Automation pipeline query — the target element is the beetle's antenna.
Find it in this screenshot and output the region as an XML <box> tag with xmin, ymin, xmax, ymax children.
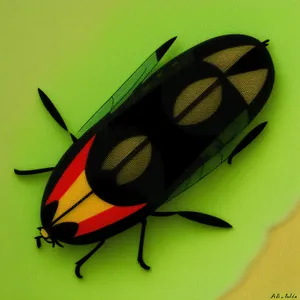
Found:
<box><xmin>35</xmin><ymin>236</ymin><xmax>42</xmax><ymax>248</ymax></box>
<box><xmin>38</xmin><ymin>88</ymin><xmax>77</xmax><ymax>143</ymax></box>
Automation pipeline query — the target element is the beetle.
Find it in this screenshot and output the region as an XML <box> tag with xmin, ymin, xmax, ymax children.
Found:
<box><xmin>14</xmin><ymin>34</ymin><xmax>275</xmax><ymax>278</ymax></box>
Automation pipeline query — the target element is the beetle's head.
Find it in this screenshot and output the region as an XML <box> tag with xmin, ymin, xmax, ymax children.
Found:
<box><xmin>35</xmin><ymin>226</ymin><xmax>63</xmax><ymax>248</ymax></box>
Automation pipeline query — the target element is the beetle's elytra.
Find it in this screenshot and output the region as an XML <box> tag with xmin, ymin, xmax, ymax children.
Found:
<box><xmin>15</xmin><ymin>34</ymin><xmax>275</xmax><ymax>278</ymax></box>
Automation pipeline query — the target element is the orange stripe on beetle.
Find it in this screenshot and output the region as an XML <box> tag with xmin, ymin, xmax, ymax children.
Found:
<box><xmin>46</xmin><ymin>136</ymin><xmax>96</xmax><ymax>205</ymax></box>
<box><xmin>76</xmin><ymin>203</ymin><xmax>147</xmax><ymax>237</ymax></box>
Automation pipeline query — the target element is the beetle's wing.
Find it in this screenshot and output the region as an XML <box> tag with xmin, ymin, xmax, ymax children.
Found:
<box><xmin>169</xmin><ymin>110</ymin><xmax>250</xmax><ymax>200</ymax></box>
<box><xmin>77</xmin><ymin>37</ymin><xmax>177</xmax><ymax>137</ymax></box>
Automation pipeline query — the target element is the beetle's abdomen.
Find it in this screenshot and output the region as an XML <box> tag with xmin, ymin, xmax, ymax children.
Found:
<box><xmin>109</xmin><ymin>35</ymin><xmax>274</xmax><ymax>197</ymax></box>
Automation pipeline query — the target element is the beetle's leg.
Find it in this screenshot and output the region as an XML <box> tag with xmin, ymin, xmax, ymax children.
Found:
<box><xmin>75</xmin><ymin>240</ymin><xmax>105</xmax><ymax>279</ymax></box>
<box><xmin>152</xmin><ymin>211</ymin><xmax>232</xmax><ymax>228</ymax></box>
<box><xmin>262</xmin><ymin>39</ymin><xmax>270</xmax><ymax>46</ymax></box>
<box><xmin>38</xmin><ymin>88</ymin><xmax>77</xmax><ymax>143</ymax></box>
<box><xmin>228</xmin><ymin>121</ymin><xmax>267</xmax><ymax>165</ymax></box>
<box><xmin>35</xmin><ymin>236</ymin><xmax>42</xmax><ymax>248</ymax></box>
<box><xmin>14</xmin><ymin>167</ymin><xmax>54</xmax><ymax>175</ymax></box>
<box><xmin>14</xmin><ymin>89</ymin><xmax>76</xmax><ymax>175</ymax></box>
<box><xmin>137</xmin><ymin>219</ymin><xmax>150</xmax><ymax>270</ymax></box>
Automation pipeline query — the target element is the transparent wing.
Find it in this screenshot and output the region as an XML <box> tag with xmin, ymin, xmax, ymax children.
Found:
<box><xmin>169</xmin><ymin>152</ymin><xmax>223</xmax><ymax>201</ymax></box>
<box><xmin>77</xmin><ymin>37</ymin><xmax>177</xmax><ymax>137</ymax></box>
<box><xmin>168</xmin><ymin>110</ymin><xmax>250</xmax><ymax>201</ymax></box>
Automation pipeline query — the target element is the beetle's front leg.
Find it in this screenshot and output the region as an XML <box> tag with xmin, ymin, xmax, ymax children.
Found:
<box><xmin>75</xmin><ymin>240</ymin><xmax>105</xmax><ymax>278</ymax></box>
<box><xmin>14</xmin><ymin>167</ymin><xmax>54</xmax><ymax>175</ymax></box>
<box><xmin>137</xmin><ymin>219</ymin><xmax>150</xmax><ymax>270</ymax></box>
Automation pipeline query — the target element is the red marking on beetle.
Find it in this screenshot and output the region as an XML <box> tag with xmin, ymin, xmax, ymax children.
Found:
<box><xmin>46</xmin><ymin>136</ymin><xmax>96</xmax><ymax>205</ymax></box>
<box><xmin>75</xmin><ymin>203</ymin><xmax>147</xmax><ymax>237</ymax></box>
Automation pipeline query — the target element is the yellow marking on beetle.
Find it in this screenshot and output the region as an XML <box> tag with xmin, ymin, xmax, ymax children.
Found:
<box><xmin>204</xmin><ymin>45</ymin><xmax>255</xmax><ymax>72</ymax></box>
<box><xmin>173</xmin><ymin>77</ymin><xmax>217</xmax><ymax>118</ymax></box>
<box><xmin>40</xmin><ymin>228</ymin><xmax>49</xmax><ymax>239</ymax></box>
<box><xmin>53</xmin><ymin>171</ymin><xmax>92</xmax><ymax>221</ymax></box>
<box><xmin>227</xmin><ymin>69</ymin><xmax>268</xmax><ymax>104</ymax></box>
<box><xmin>52</xmin><ymin>170</ymin><xmax>113</xmax><ymax>224</ymax></box>
<box><xmin>55</xmin><ymin>192</ymin><xmax>113</xmax><ymax>225</ymax></box>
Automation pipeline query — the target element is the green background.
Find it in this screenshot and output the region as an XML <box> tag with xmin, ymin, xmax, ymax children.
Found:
<box><xmin>1</xmin><ymin>1</ymin><xmax>300</xmax><ymax>299</ymax></box>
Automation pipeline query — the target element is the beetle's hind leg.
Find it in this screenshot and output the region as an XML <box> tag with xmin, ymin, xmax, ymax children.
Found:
<box><xmin>137</xmin><ymin>219</ymin><xmax>150</xmax><ymax>270</ymax></box>
<box><xmin>152</xmin><ymin>211</ymin><xmax>232</xmax><ymax>228</ymax></box>
<box><xmin>75</xmin><ymin>240</ymin><xmax>105</xmax><ymax>279</ymax></box>
<box><xmin>228</xmin><ymin>121</ymin><xmax>267</xmax><ymax>164</ymax></box>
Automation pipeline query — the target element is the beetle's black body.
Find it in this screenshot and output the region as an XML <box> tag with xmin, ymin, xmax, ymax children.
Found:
<box><xmin>15</xmin><ymin>34</ymin><xmax>275</xmax><ymax>278</ymax></box>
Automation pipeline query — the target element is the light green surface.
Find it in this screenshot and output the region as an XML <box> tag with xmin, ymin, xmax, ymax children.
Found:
<box><xmin>1</xmin><ymin>1</ymin><xmax>300</xmax><ymax>299</ymax></box>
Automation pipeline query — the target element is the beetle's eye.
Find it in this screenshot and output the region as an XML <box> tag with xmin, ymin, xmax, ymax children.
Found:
<box><xmin>102</xmin><ymin>135</ymin><xmax>152</xmax><ymax>185</ymax></box>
